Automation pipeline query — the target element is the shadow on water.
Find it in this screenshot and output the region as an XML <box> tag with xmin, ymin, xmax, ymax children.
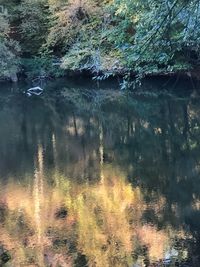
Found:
<box><xmin>0</xmin><ymin>78</ymin><xmax>200</xmax><ymax>266</ymax></box>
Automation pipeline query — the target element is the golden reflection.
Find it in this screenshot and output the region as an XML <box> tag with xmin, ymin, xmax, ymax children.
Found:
<box><xmin>33</xmin><ymin>145</ymin><xmax>45</xmax><ymax>266</ymax></box>
<box><xmin>73</xmin><ymin>168</ymin><xmax>139</xmax><ymax>267</ymax></box>
<box><xmin>137</xmin><ymin>225</ymin><xmax>169</xmax><ymax>261</ymax></box>
<box><xmin>0</xmin><ymin>146</ymin><xmax>189</xmax><ymax>266</ymax></box>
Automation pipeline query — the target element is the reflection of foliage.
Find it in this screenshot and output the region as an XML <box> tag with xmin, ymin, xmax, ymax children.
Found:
<box><xmin>0</xmin><ymin>87</ymin><xmax>200</xmax><ymax>265</ymax></box>
<box><xmin>72</xmin><ymin>167</ymin><xmax>137</xmax><ymax>267</ymax></box>
<box><xmin>62</xmin><ymin>88</ymin><xmax>127</xmax><ymax>111</ymax></box>
<box><xmin>0</xmin><ymin>166</ymin><xmax>179</xmax><ymax>267</ymax></box>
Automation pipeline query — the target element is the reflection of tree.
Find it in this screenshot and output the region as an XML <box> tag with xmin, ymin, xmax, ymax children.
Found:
<box><xmin>0</xmin><ymin>87</ymin><xmax>200</xmax><ymax>265</ymax></box>
<box><xmin>34</xmin><ymin>145</ymin><xmax>45</xmax><ymax>266</ymax></box>
<box><xmin>103</xmin><ymin>94</ymin><xmax>200</xmax><ymax>265</ymax></box>
<box><xmin>99</xmin><ymin>121</ymin><xmax>104</xmax><ymax>184</ymax></box>
<box><xmin>0</xmin><ymin>162</ymin><xmax>190</xmax><ymax>266</ymax></box>
<box><xmin>74</xmin><ymin>168</ymin><xmax>136</xmax><ymax>267</ymax></box>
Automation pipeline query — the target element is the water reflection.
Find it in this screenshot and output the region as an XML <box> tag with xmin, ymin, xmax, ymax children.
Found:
<box><xmin>0</xmin><ymin>82</ymin><xmax>200</xmax><ymax>266</ymax></box>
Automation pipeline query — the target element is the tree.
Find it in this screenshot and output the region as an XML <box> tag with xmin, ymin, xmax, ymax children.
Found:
<box><xmin>107</xmin><ymin>0</ymin><xmax>200</xmax><ymax>77</ymax></box>
<box><xmin>0</xmin><ymin>13</ymin><xmax>20</xmax><ymax>81</ymax></box>
<box><xmin>18</xmin><ymin>0</ymin><xmax>49</xmax><ymax>56</ymax></box>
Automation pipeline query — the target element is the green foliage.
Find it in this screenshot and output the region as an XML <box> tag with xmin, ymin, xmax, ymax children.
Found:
<box><xmin>22</xmin><ymin>56</ymin><xmax>65</xmax><ymax>79</ymax></box>
<box><xmin>108</xmin><ymin>0</ymin><xmax>200</xmax><ymax>76</ymax></box>
<box><xmin>0</xmin><ymin>14</ymin><xmax>20</xmax><ymax>80</ymax></box>
<box><xmin>18</xmin><ymin>0</ymin><xmax>49</xmax><ymax>55</ymax></box>
<box><xmin>1</xmin><ymin>0</ymin><xmax>200</xmax><ymax>81</ymax></box>
<box><xmin>47</xmin><ymin>0</ymin><xmax>106</xmax><ymax>71</ymax></box>
<box><xmin>0</xmin><ymin>39</ymin><xmax>21</xmax><ymax>80</ymax></box>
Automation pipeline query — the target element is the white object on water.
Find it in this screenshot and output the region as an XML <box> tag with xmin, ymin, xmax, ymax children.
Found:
<box><xmin>27</xmin><ymin>92</ymin><xmax>32</xmax><ymax>97</ymax></box>
<box><xmin>27</xmin><ymin>86</ymin><xmax>43</xmax><ymax>96</ymax></box>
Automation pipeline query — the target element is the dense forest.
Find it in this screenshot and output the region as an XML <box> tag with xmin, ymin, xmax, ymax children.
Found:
<box><xmin>0</xmin><ymin>0</ymin><xmax>200</xmax><ymax>82</ymax></box>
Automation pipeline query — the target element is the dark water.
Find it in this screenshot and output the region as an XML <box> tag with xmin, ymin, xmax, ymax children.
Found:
<box><xmin>0</xmin><ymin>78</ymin><xmax>200</xmax><ymax>267</ymax></box>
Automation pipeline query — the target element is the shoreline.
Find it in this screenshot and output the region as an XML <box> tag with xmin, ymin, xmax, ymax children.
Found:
<box><xmin>1</xmin><ymin>67</ymin><xmax>200</xmax><ymax>84</ymax></box>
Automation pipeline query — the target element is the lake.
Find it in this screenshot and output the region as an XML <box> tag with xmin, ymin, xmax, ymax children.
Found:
<box><xmin>0</xmin><ymin>77</ymin><xmax>200</xmax><ymax>267</ymax></box>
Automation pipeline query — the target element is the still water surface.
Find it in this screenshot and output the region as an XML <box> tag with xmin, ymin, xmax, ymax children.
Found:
<box><xmin>0</xmin><ymin>78</ymin><xmax>200</xmax><ymax>267</ymax></box>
